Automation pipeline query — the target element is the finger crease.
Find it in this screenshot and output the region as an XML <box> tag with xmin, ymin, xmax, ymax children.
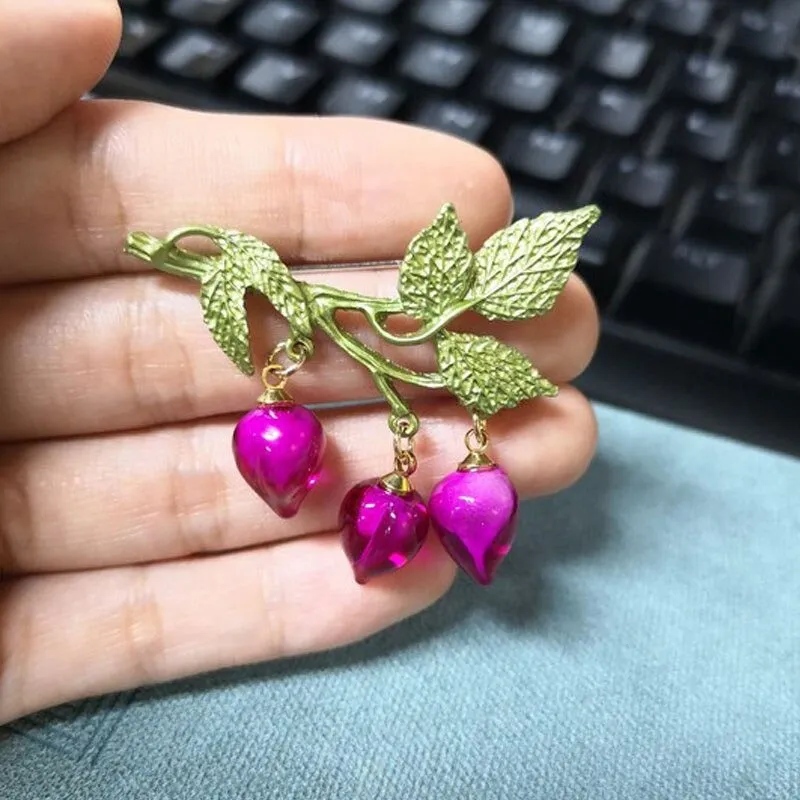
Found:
<box><xmin>64</xmin><ymin>111</ymin><xmax>102</xmax><ymax>276</ymax></box>
<box><xmin>279</xmin><ymin>127</ymin><xmax>307</xmax><ymax>261</ymax></box>
<box><xmin>0</xmin><ymin>452</ymin><xmax>37</xmax><ymax>575</ymax></box>
<box><xmin>167</xmin><ymin>427</ymin><xmax>232</xmax><ymax>556</ymax></box>
<box><xmin>67</xmin><ymin>107</ymin><xmax>129</xmax><ymax>277</ymax></box>
<box><xmin>119</xmin><ymin>566</ymin><xmax>167</xmax><ymax>686</ymax></box>
<box><xmin>121</xmin><ymin>278</ymin><xmax>152</xmax><ymax>424</ymax></box>
<box><xmin>164</xmin><ymin>292</ymin><xmax>201</xmax><ymax>420</ymax></box>
<box><xmin>257</xmin><ymin>552</ymin><xmax>288</xmax><ymax>660</ymax></box>
<box><xmin>88</xmin><ymin>112</ymin><xmax>131</xmax><ymax>272</ymax></box>
<box><xmin>0</xmin><ymin>582</ymin><xmax>33</xmax><ymax>723</ymax></box>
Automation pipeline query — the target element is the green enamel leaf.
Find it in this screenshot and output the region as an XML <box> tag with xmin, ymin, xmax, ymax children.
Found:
<box><xmin>436</xmin><ymin>330</ymin><xmax>557</xmax><ymax>416</ymax></box>
<box><xmin>198</xmin><ymin>231</ymin><xmax>313</xmax><ymax>375</ymax></box>
<box><xmin>398</xmin><ymin>203</ymin><xmax>474</xmax><ymax>320</ymax></box>
<box><xmin>469</xmin><ymin>205</ymin><xmax>601</xmax><ymax>321</ymax></box>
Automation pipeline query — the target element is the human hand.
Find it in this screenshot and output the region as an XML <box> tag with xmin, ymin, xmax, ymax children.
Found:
<box><xmin>0</xmin><ymin>0</ymin><xmax>599</xmax><ymax>724</ymax></box>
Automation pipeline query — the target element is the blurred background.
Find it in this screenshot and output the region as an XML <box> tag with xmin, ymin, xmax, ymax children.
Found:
<box><xmin>102</xmin><ymin>0</ymin><xmax>800</xmax><ymax>454</ymax></box>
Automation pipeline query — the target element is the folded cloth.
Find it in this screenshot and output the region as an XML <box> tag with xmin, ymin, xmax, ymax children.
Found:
<box><xmin>2</xmin><ymin>403</ymin><xmax>799</xmax><ymax>800</ymax></box>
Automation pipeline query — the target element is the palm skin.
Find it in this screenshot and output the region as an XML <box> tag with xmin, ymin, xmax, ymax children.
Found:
<box><xmin>0</xmin><ymin>0</ymin><xmax>599</xmax><ymax>724</ymax></box>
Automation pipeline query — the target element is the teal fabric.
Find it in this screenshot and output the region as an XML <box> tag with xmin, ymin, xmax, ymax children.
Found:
<box><xmin>2</xmin><ymin>403</ymin><xmax>799</xmax><ymax>799</ymax></box>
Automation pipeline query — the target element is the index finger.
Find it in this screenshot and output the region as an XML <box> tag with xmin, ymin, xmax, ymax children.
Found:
<box><xmin>0</xmin><ymin>102</ymin><xmax>511</xmax><ymax>284</ymax></box>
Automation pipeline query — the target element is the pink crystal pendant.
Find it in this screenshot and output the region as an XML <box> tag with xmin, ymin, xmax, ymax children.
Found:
<box><xmin>339</xmin><ymin>472</ymin><xmax>429</xmax><ymax>584</ymax></box>
<box><xmin>233</xmin><ymin>399</ymin><xmax>326</xmax><ymax>519</ymax></box>
<box><xmin>429</xmin><ymin>454</ymin><xmax>519</xmax><ymax>586</ymax></box>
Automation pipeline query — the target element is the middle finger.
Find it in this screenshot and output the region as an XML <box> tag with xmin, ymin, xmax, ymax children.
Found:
<box><xmin>0</xmin><ymin>270</ymin><xmax>598</xmax><ymax>440</ymax></box>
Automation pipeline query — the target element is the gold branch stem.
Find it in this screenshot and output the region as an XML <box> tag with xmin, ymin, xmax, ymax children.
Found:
<box><xmin>125</xmin><ymin>201</ymin><xmax>600</xmax><ymax>423</ymax></box>
<box><xmin>310</xmin><ymin>307</ymin><xmax>444</xmax><ymax>392</ymax></box>
<box><xmin>125</xmin><ymin>231</ymin><xmax>209</xmax><ymax>280</ymax></box>
<box><xmin>305</xmin><ymin>285</ymin><xmax>473</xmax><ymax>347</ymax></box>
<box><xmin>124</xmin><ymin>232</ymin><xmax>446</xmax><ymax>415</ymax></box>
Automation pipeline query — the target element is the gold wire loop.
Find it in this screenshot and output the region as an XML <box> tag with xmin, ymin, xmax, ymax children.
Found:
<box><xmin>261</xmin><ymin>339</ymin><xmax>311</xmax><ymax>388</ymax></box>
<box><xmin>259</xmin><ymin>338</ymin><xmax>312</xmax><ymax>397</ymax></box>
<box><xmin>393</xmin><ymin>439</ymin><xmax>418</xmax><ymax>477</ymax></box>
<box><xmin>286</xmin><ymin>336</ymin><xmax>313</xmax><ymax>362</ymax></box>
<box><xmin>465</xmin><ymin>415</ymin><xmax>489</xmax><ymax>454</ymax></box>
<box><xmin>389</xmin><ymin>412</ymin><xmax>419</xmax><ymax>438</ymax></box>
<box><xmin>390</xmin><ymin>412</ymin><xmax>419</xmax><ymax>477</ymax></box>
<box><xmin>261</xmin><ymin>363</ymin><xmax>288</xmax><ymax>391</ymax></box>
<box><xmin>394</xmin><ymin>450</ymin><xmax>418</xmax><ymax>477</ymax></box>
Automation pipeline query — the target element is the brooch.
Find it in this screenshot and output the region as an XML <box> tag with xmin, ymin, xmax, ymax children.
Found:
<box><xmin>126</xmin><ymin>203</ymin><xmax>599</xmax><ymax>585</ymax></box>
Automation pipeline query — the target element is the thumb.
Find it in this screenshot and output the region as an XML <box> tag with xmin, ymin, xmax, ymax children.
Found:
<box><xmin>0</xmin><ymin>0</ymin><xmax>121</xmax><ymax>145</ymax></box>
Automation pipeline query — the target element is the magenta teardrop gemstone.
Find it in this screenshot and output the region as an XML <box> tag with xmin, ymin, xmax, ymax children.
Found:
<box><xmin>339</xmin><ymin>479</ymin><xmax>429</xmax><ymax>584</ymax></box>
<box><xmin>232</xmin><ymin>402</ymin><xmax>325</xmax><ymax>518</ymax></box>
<box><xmin>429</xmin><ymin>465</ymin><xmax>518</xmax><ymax>585</ymax></box>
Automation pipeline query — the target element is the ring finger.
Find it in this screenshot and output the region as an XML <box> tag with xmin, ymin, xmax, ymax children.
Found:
<box><xmin>0</xmin><ymin>387</ymin><xmax>597</xmax><ymax>574</ymax></box>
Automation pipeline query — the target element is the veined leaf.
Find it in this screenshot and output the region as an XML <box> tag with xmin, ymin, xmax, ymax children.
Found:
<box><xmin>220</xmin><ymin>232</ymin><xmax>313</xmax><ymax>339</ymax></box>
<box><xmin>199</xmin><ymin>253</ymin><xmax>253</xmax><ymax>375</ymax></box>
<box><xmin>469</xmin><ymin>206</ymin><xmax>600</xmax><ymax>321</ymax></box>
<box><xmin>398</xmin><ymin>203</ymin><xmax>474</xmax><ymax>320</ymax></box>
<box><xmin>199</xmin><ymin>231</ymin><xmax>313</xmax><ymax>375</ymax></box>
<box><xmin>436</xmin><ymin>331</ymin><xmax>557</xmax><ymax>417</ymax></box>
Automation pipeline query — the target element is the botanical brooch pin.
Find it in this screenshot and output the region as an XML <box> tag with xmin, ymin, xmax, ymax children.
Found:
<box><xmin>126</xmin><ymin>203</ymin><xmax>600</xmax><ymax>585</ymax></box>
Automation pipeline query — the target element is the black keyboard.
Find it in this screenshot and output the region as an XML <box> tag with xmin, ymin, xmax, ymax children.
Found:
<box><xmin>99</xmin><ymin>0</ymin><xmax>800</xmax><ymax>455</ymax></box>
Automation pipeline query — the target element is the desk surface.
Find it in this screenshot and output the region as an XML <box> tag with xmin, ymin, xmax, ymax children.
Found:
<box><xmin>2</xmin><ymin>404</ymin><xmax>799</xmax><ymax>800</ymax></box>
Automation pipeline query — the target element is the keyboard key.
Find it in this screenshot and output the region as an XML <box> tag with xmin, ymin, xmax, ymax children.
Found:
<box><xmin>239</xmin><ymin>0</ymin><xmax>319</xmax><ymax>45</ymax></box>
<box><xmin>579</xmin><ymin>212</ymin><xmax>621</xmax><ymax>269</ymax></box>
<box><xmin>581</xmin><ymin>86</ymin><xmax>648</xmax><ymax>136</ymax></box>
<box><xmin>492</xmin><ymin>5</ymin><xmax>570</xmax><ymax>57</ymax></box>
<box><xmin>734</xmin><ymin>8</ymin><xmax>800</xmax><ymax>61</ymax></box>
<box><xmin>337</xmin><ymin>0</ymin><xmax>402</xmax><ymax>13</ymax></box>
<box><xmin>642</xmin><ymin>238</ymin><xmax>751</xmax><ymax>305</ymax></box>
<box><xmin>158</xmin><ymin>31</ymin><xmax>240</xmax><ymax>80</ymax></box>
<box><xmin>484</xmin><ymin>61</ymin><xmax>562</xmax><ymax>113</ymax></box>
<box><xmin>511</xmin><ymin>187</ymin><xmax>563</xmax><ymax>221</ymax></box>
<box><xmin>118</xmin><ymin>14</ymin><xmax>168</xmax><ymax>59</ymax></box>
<box><xmin>317</xmin><ymin>16</ymin><xmax>395</xmax><ymax>66</ymax></box>
<box><xmin>697</xmin><ymin>185</ymin><xmax>776</xmax><ymax>236</ymax></box>
<box><xmin>318</xmin><ymin>74</ymin><xmax>404</xmax><ymax>116</ymax></box>
<box><xmin>765</xmin><ymin>270</ymin><xmax>800</xmax><ymax>329</ymax></box>
<box><xmin>501</xmin><ymin>127</ymin><xmax>583</xmax><ymax>181</ymax></box>
<box><xmin>603</xmin><ymin>156</ymin><xmax>676</xmax><ymax>208</ymax></box>
<box><xmin>399</xmin><ymin>38</ymin><xmax>478</xmax><ymax>89</ymax></box>
<box><xmin>567</xmin><ymin>0</ymin><xmax>626</xmax><ymax>14</ymax></box>
<box><xmin>673</xmin><ymin>110</ymin><xmax>739</xmax><ymax>162</ymax></box>
<box><xmin>755</xmin><ymin>268</ymin><xmax>800</xmax><ymax>371</ymax></box>
<box><xmin>98</xmin><ymin>64</ymin><xmax>230</xmax><ymax>106</ymax></box>
<box><xmin>762</xmin><ymin>130</ymin><xmax>800</xmax><ymax>187</ymax></box>
<box><xmin>412</xmin><ymin>99</ymin><xmax>492</xmax><ymax>142</ymax></box>
<box><xmin>674</xmin><ymin>55</ymin><xmax>738</xmax><ymax>104</ymax></box>
<box><xmin>413</xmin><ymin>0</ymin><xmax>489</xmax><ymax>36</ymax></box>
<box><xmin>771</xmin><ymin>76</ymin><xmax>800</xmax><ymax>124</ymax></box>
<box><xmin>237</xmin><ymin>52</ymin><xmax>320</xmax><ymax>104</ymax></box>
<box><xmin>166</xmin><ymin>0</ymin><xmax>243</xmax><ymax>24</ymax></box>
<box><xmin>584</xmin><ymin>31</ymin><xmax>653</xmax><ymax>81</ymax></box>
<box><xmin>649</xmin><ymin>0</ymin><xmax>712</xmax><ymax>36</ymax></box>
